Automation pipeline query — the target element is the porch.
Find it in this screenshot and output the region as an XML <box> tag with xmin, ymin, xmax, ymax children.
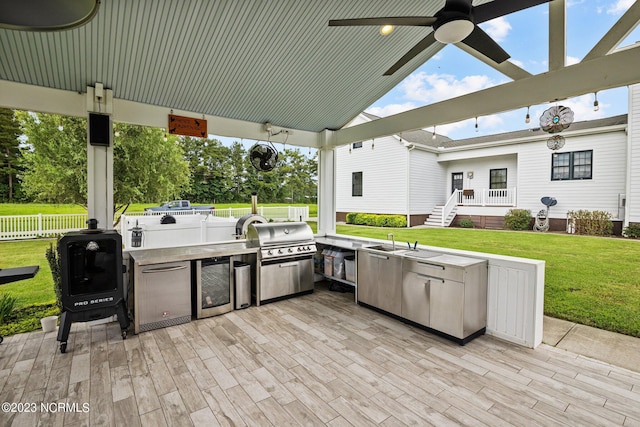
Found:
<box><xmin>455</xmin><ymin>188</ymin><xmax>517</xmax><ymax>207</ymax></box>
<box><xmin>2</xmin><ymin>284</ymin><xmax>639</xmax><ymax>426</ymax></box>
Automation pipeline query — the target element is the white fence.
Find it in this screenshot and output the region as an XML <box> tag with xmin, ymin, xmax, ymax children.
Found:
<box><xmin>0</xmin><ymin>214</ymin><xmax>88</xmax><ymax>240</ymax></box>
<box><xmin>0</xmin><ymin>206</ymin><xmax>310</xmax><ymax>240</ymax></box>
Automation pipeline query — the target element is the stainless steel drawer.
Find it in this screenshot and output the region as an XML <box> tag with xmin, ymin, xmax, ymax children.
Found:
<box><xmin>402</xmin><ymin>258</ymin><xmax>463</xmax><ymax>282</ymax></box>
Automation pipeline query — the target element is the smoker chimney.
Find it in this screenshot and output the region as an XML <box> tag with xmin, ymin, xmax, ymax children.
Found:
<box><xmin>251</xmin><ymin>192</ymin><xmax>258</xmax><ymax>215</ymax></box>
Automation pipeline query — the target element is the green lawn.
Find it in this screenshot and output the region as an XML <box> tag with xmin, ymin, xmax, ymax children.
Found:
<box><xmin>2</xmin><ymin>223</ymin><xmax>640</xmax><ymax>338</ymax></box>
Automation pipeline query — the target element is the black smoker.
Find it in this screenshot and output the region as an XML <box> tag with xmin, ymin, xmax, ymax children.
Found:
<box><xmin>57</xmin><ymin>220</ymin><xmax>129</xmax><ymax>353</ymax></box>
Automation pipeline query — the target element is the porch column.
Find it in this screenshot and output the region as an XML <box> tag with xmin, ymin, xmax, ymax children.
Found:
<box><xmin>86</xmin><ymin>84</ymin><xmax>114</xmax><ymax>229</ymax></box>
<box><xmin>317</xmin><ymin>129</ymin><xmax>336</xmax><ymax>235</ymax></box>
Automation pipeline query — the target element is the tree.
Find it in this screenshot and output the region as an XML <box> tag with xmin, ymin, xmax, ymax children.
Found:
<box><xmin>0</xmin><ymin>108</ymin><xmax>23</xmax><ymax>201</ymax></box>
<box><xmin>180</xmin><ymin>136</ymin><xmax>232</xmax><ymax>203</ymax></box>
<box><xmin>17</xmin><ymin>112</ymin><xmax>190</xmax><ymax>211</ymax></box>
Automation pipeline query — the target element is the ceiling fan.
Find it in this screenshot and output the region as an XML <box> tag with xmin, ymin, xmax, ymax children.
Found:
<box><xmin>329</xmin><ymin>0</ymin><xmax>553</xmax><ymax>76</ymax></box>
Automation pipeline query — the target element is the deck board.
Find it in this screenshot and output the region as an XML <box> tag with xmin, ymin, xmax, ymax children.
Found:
<box><xmin>2</xmin><ymin>283</ymin><xmax>640</xmax><ymax>426</ymax></box>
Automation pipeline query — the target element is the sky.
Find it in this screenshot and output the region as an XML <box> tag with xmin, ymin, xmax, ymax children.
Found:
<box><xmin>365</xmin><ymin>0</ymin><xmax>640</xmax><ymax>140</ymax></box>
<box><xmin>214</xmin><ymin>0</ymin><xmax>639</xmax><ymax>148</ymax></box>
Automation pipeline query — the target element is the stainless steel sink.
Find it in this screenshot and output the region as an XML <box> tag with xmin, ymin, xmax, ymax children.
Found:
<box><xmin>402</xmin><ymin>249</ymin><xmax>441</xmax><ymax>260</ymax></box>
<box><xmin>365</xmin><ymin>245</ymin><xmax>403</xmax><ymax>253</ymax></box>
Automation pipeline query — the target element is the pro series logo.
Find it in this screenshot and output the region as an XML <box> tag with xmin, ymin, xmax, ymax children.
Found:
<box><xmin>73</xmin><ymin>296</ymin><xmax>114</xmax><ymax>307</ymax></box>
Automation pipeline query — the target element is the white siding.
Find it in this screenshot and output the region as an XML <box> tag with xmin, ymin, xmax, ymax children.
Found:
<box><xmin>628</xmin><ymin>84</ymin><xmax>640</xmax><ymax>224</ymax></box>
<box><xmin>335</xmin><ymin>135</ymin><xmax>408</xmax><ymax>214</ymax></box>
<box><xmin>408</xmin><ymin>149</ymin><xmax>446</xmax><ymax>213</ymax></box>
<box><xmin>444</xmin><ymin>154</ymin><xmax>518</xmax><ymax>197</ymax></box>
<box><xmin>516</xmin><ymin>132</ymin><xmax>627</xmax><ymax>219</ymax></box>
<box><xmin>440</xmin><ymin>129</ymin><xmax>627</xmax><ymax>219</ymax></box>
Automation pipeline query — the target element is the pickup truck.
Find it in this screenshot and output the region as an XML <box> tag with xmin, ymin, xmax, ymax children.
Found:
<box><xmin>144</xmin><ymin>200</ymin><xmax>214</xmax><ymax>213</ymax></box>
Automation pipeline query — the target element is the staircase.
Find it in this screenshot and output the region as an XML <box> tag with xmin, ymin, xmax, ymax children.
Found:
<box><xmin>423</xmin><ymin>205</ymin><xmax>457</xmax><ymax>227</ymax></box>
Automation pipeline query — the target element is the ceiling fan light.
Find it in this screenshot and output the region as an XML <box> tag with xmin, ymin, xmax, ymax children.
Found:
<box><xmin>380</xmin><ymin>24</ymin><xmax>394</xmax><ymax>36</ymax></box>
<box><xmin>434</xmin><ymin>19</ymin><xmax>474</xmax><ymax>44</ymax></box>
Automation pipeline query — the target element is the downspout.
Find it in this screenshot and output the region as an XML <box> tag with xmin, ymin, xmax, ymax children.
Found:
<box><xmin>406</xmin><ymin>144</ymin><xmax>415</xmax><ymax>227</ymax></box>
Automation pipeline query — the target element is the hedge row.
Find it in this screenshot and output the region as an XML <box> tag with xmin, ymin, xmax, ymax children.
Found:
<box><xmin>345</xmin><ymin>213</ymin><xmax>407</xmax><ymax>228</ymax></box>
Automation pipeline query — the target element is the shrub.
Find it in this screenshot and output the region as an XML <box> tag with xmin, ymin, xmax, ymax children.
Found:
<box><xmin>624</xmin><ymin>224</ymin><xmax>640</xmax><ymax>239</ymax></box>
<box><xmin>567</xmin><ymin>210</ymin><xmax>613</xmax><ymax>236</ymax></box>
<box><xmin>345</xmin><ymin>212</ymin><xmax>407</xmax><ymax>227</ymax></box>
<box><xmin>504</xmin><ymin>209</ymin><xmax>532</xmax><ymax>231</ymax></box>
<box><xmin>459</xmin><ymin>218</ymin><xmax>474</xmax><ymax>228</ymax></box>
<box><xmin>45</xmin><ymin>239</ymin><xmax>63</xmax><ymax>311</ymax></box>
<box><xmin>0</xmin><ymin>293</ymin><xmax>18</xmax><ymax>323</ymax></box>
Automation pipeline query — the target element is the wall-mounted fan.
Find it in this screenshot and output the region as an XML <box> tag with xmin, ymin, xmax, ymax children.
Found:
<box><xmin>546</xmin><ymin>135</ymin><xmax>565</xmax><ymax>151</ymax></box>
<box><xmin>540</xmin><ymin>105</ymin><xmax>574</xmax><ymax>134</ymax></box>
<box><xmin>329</xmin><ymin>0</ymin><xmax>552</xmax><ymax>75</ymax></box>
<box><xmin>249</xmin><ymin>142</ymin><xmax>279</xmax><ymax>172</ymax></box>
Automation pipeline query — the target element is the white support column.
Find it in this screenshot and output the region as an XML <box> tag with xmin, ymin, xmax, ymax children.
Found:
<box><xmin>317</xmin><ymin>129</ymin><xmax>336</xmax><ymax>235</ymax></box>
<box><xmin>86</xmin><ymin>84</ymin><xmax>114</xmax><ymax>229</ymax></box>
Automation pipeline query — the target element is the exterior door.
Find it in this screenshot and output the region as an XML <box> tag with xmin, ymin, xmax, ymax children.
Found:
<box><xmin>451</xmin><ymin>172</ymin><xmax>463</xmax><ymax>193</ymax></box>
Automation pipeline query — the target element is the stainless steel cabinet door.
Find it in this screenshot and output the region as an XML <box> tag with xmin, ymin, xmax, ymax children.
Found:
<box><xmin>356</xmin><ymin>251</ymin><xmax>377</xmax><ymax>306</ymax></box>
<box><xmin>136</xmin><ymin>261</ymin><xmax>191</xmax><ymax>332</ymax></box>
<box><xmin>430</xmin><ymin>278</ymin><xmax>464</xmax><ymax>338</ymax></box>
<box><xmin>297</xmin><ymin>258</ymin><xmax>314</xmax><ymax>293</ymax></box>
<box><xmin>401</xmin><ymin>271</ymin><xmax>431</xmax><ymax>326</ymax></box>
<box><xmin>260</xmin><ymin>262</ymin><xmax>295</xmax><ymax>300</ymax></box>
<box><xmin>377</xmin><ymin>255</ymin><xmax>402</xmax><ymax>316</ymax></box>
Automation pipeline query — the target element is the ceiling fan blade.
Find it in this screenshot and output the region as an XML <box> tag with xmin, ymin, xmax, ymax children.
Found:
<box><xmin>328</xmin><ymin>17</ymin><xmax>437</xmax><ymax>27</ymax></box>
<box><xmin>473</xmin><ymin>0</ymin><xmax>553</xmax><ymax>24</ymax></box>
<box><xmin>384</xmin><ymin>32</ymin><xmax>437</xmax><ymax>76</ymax></box>
<box><xmin>460</xmin><ymin>25</ymin><xmax>510</xmax><ymax>63</ymax></box>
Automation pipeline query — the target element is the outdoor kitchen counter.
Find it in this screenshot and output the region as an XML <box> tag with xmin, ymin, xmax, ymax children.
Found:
<box><xmin>127</xmin><ymin>241</ymin><xmax>258</xmax><ymax>265</ymax></box>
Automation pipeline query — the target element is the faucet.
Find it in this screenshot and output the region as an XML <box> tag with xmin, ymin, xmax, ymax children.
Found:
<box><xmin>387</xmin><ymin>233</ymin><xmax>395</xmax><ymax>251</ymax></box>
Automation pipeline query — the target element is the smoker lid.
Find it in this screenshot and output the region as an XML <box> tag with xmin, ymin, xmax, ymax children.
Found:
<box><xmin>246</xmin><ymin>222</ymin><xmax>314</xmax><ymax>246</ymax></box>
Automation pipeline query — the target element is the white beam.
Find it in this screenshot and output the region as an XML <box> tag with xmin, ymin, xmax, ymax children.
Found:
<box><xmin>335</xmin><ymin>44</ymin><xmax>640</xmax><ymax>146</ymax></box>
<box><xmin>549</xmin><ymin>0</ymin><xmax>566</xmax><ymax>71</ymax></box>
<box><xmin>583</xmin><ymin>0</ymin><xmax>640</xmax><ymax>61</ymax></box>
<box><xmin>0</xmin><ymin>80</ymin><xmax>321</xmax><ymax>148</ymax></box>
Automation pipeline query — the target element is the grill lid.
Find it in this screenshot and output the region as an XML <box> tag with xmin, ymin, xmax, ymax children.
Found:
<box><xmin>246</xmin><ymin>222</ymin><xmax>313</xmax><ymax>247</ymax></box>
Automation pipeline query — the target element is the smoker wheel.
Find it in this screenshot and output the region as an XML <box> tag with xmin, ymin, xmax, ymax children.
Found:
<box><xmin>60</xmin><ymin>342</ymin><xmax>67</xmax><ymax>353</ymax></box>
<box><xmin>121</xmin><ymin>330</ymin><xmax>127</xmax><ymax>340</ymax></box>
<box><xmin>0</xmin><ymin>336</ymin><xmax>3</xmax><ymax>344</ymax></box>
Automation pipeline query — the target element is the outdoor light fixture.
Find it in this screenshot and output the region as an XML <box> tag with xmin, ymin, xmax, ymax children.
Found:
<box><xmin>525</xmin><ymin>106</ymin><xmax>531</xmax><ymax>124</ymax></box>
<box><xmin>379</xmin><ymin>24</ymin><xmax>394</xmax><ymax>35</ymax></box>
<box><xmin>434</xmin><ymin>19</ymin><xmax>474</xmax><ymax>44</ymax></box>
<box><xmin>593</xmin><ymin>92</ymin><xmax>600</xmax><ymax>111</ymax></box>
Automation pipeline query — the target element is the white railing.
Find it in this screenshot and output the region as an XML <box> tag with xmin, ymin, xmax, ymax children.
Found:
<box><xmin>0</xmin><ymin>214</ymin><xmax>88</xmax><ymax>240</ymax></box>
<box><xmin>456</xmin><ymin>187</ymin><xmax>517</xmax><ymax>206</ymax></box>
<box><xmin>0</xmin><ymin>206</ymin><xmax>310</xmax><ymax>241</ymax></box>
<box><xmin>441</xmin><ymin>190</ymin><xmax>460</xmax><ymax>227</ymax></box>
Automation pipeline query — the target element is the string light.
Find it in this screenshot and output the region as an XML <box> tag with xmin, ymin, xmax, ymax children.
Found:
<box><xmin>371</xmin><ymin>138</ymin><xmax>375</xmax><ymax>150</ymax></box>
<box><xmin>593</xmin><ymin>92</ymin><xmax>599</xmax><ymax>111</ymax></box>
<box><xmin>432</xmin><ymin>126</ymin><xmax>436</xmax><ymax>140</ymax></box>
<box><xmin>525</xmin><ymin>106</ymin><xmax>531</xmax><ymax>124</ymax></box>
<box><xmin>475</xmin><ymin>117</ymin><xmax>479</xmax><ymax>132</ymax></box>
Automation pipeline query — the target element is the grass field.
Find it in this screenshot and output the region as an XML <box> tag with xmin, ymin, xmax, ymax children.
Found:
<box><xmin>1</xmin><ymin>221</ymin><xmax>639</xmax><ymax>338</ymax></box>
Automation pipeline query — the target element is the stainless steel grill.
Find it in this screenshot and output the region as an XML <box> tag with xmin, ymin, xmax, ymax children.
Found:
<box><xmin>246</xmin><ymin>222</ymin><xmax>316</xmax><ymax>305</ymax></box>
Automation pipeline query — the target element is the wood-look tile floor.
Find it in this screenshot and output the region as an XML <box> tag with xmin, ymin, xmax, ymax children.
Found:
<box><xmin>2</xmin><ymin>283</ymin><xmax>640</xmax><ymax>426</ymax></box>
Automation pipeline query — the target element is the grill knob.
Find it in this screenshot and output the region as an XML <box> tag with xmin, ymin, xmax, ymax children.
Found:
<box><xmin>288</xmin><ymin>248</ymin><xmax>293</xmax><ymax>253</ymax></box>
<box><xmin>278</xmin><ymin>249</ymin><xmax>283</xmax><ymax>254</ymax></box>
<box><xmin>297</xmin><ymin>247</ymin><xmax>302</xmax><ymax>252</ymax></box>
<box><xmin>267</xmin><ymin>250</ymin><xmax>273</xmax><ymax>256</ymax></box>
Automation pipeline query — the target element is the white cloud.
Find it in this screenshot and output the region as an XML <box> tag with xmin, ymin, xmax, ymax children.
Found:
<box><xmin>608</xmin><ymin>0</ymin><xmax>634</xmax><ymax>15</ymax></box>
<box><xmin>400</xmin><ymin>72</ymin><xmax>502</xmax><ymax>104</ymax></box>
<box><xmin>566</xmin><ymin>56</ymin><xmax>581</xmax><ymax>65</ymax></box>
<box><xmin>479</xmin><ymin>17</ymin><xmax>512</xmax><ymax>42</ymax></box>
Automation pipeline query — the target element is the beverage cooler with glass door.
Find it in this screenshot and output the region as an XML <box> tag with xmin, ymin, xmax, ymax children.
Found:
<box><xmin>192</xmin><ymin>257</ymin><xmax>234</xmax><ymax>318</ymax></box>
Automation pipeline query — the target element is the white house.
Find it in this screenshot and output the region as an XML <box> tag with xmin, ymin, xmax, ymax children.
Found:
<box><xmin>336</xmin><ymin>86</ymin><xmax>640</xmax><ymax>234</ymax></box>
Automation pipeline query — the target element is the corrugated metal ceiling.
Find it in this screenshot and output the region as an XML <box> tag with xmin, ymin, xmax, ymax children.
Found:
<box><xmin>0</xmin><ymin>0</ymin><xmax>456</xmax><ymax>132</ymax></box>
